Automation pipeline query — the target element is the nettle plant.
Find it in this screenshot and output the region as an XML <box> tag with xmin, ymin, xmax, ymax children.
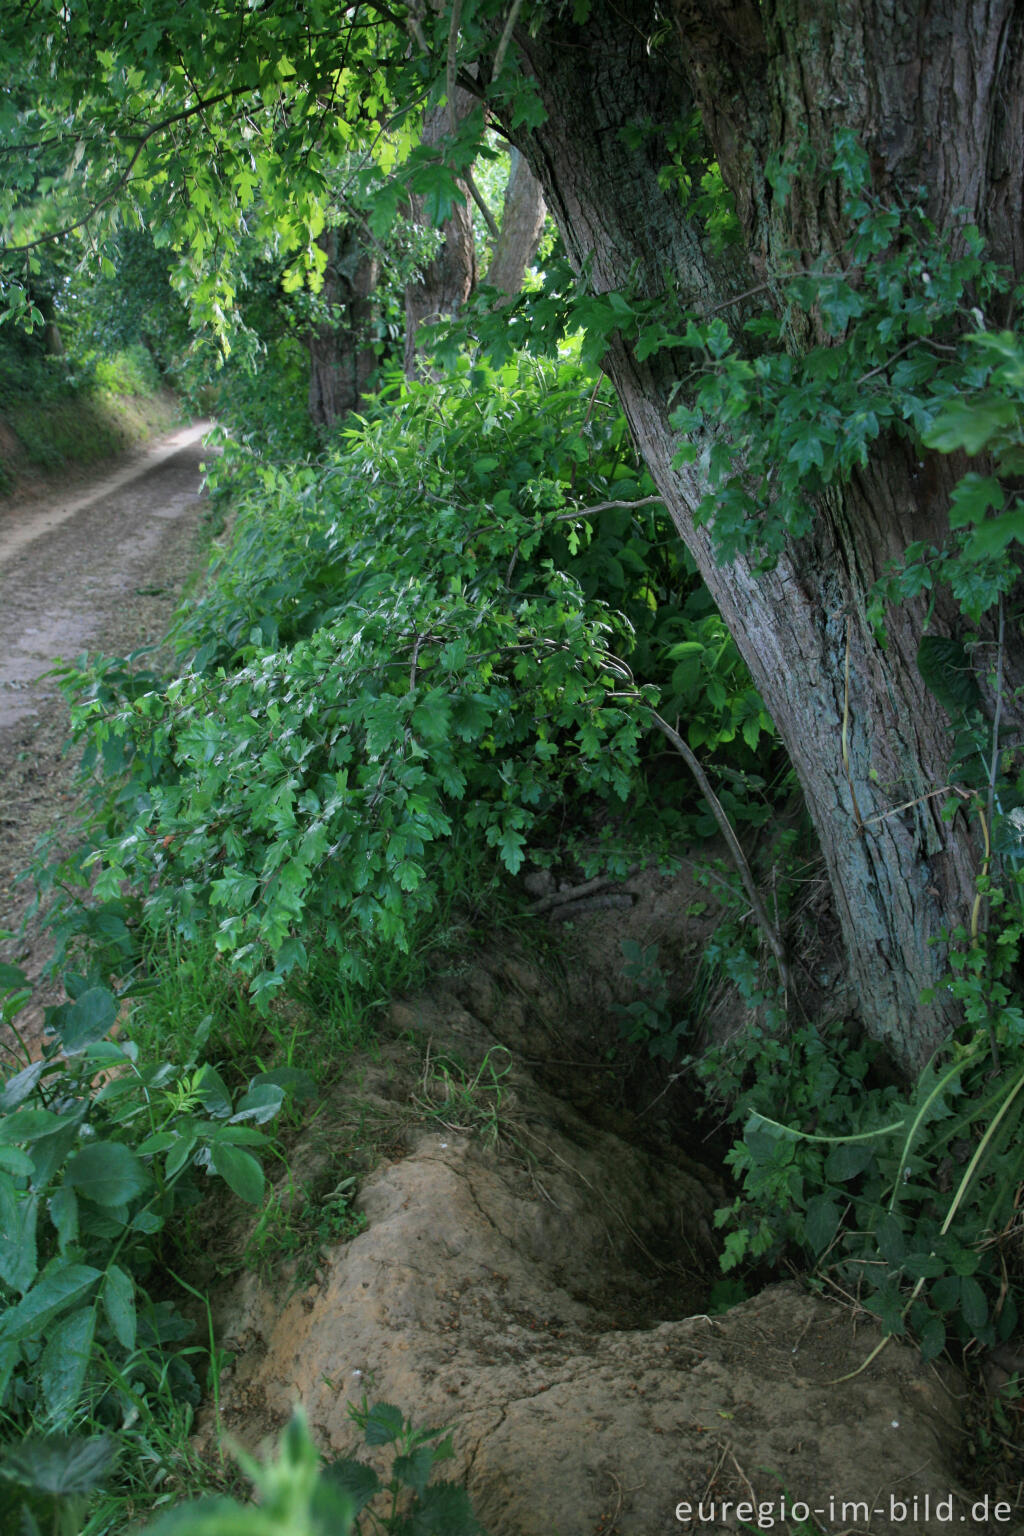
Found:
<box><xmin>0</xmin><ymin>956</ymin><xmax>306</xmax><ymax>1434</ymax></box>
<box><xmin>52</xmin><ymin>352</ymin><xmax>774</xmax><ymax>1008</ymax></box>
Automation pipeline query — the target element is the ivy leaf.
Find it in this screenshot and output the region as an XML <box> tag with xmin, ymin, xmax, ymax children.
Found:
<box><xmin>922</xmin><ymin>395</ymin><xmax>1019</xmax><ymax>455</ymax></box>
<box><xmin>947</xmin><ymin>472</ymin><xmax>1005</xmax><ymax>528</ymax></box>
<box><xmin>64</xmin><ymin>1142</ymin><xmax>150</xmax><ymax>1206</ymax></box>
<box><xmin>786</xmin><ymin>430</ymin><xmax>825</xmax><ymax>474</ymax></box>
<box><xmin>964</xmin><ymin>502</ymin><xmax>1024</xmax><ymax>559</ymax></box>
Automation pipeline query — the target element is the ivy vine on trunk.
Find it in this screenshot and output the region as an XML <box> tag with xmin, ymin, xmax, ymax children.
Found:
<box><xmin>489</xmin><ymin>0</ymin><xmax>1024</xmax><ymax>1071</ymax></box>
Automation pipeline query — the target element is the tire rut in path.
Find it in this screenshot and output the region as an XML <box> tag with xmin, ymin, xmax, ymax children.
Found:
<box><xmin>0</xmin><ymin>422</ymin><xmax>211</xmax><ymax>1007</ymax></box>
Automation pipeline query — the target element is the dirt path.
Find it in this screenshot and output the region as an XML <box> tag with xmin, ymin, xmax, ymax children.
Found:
<box><xmin>0</xmin><ymin>421</ymin><xmax>212</xmax><ymax>990</ymax></box>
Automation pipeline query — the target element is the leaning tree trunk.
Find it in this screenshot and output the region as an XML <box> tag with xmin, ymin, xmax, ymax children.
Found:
<box><xmin>404</xmin><ymin>95</ymin><xmax>478</xmax><ymax>377</ymax></box>
<box><xmin>485</xmin><ymin>149</ymin><xmax>546</xmax><ymax>296</ymax></box>
<box><xmin>307</xmin><ymin>226</ymin><xmax>379</xmax><ymax>428</ymax></box>
<box><xmin>494</xmin><ymin>0</ymin><xmax>1024</xmax><ymax>1072</ymax></box>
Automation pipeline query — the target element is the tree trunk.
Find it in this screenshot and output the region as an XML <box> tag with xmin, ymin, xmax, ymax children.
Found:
<box><xmin>403</xmin><ymin>97</ymin><xmax>477</xmax><ymax>378</ymax></box>
<box><xmin>485</xmin><ymin>150</ymin><xmax>546</xmax><ymax>296</ymax></box>
<box><xmin>496</xmin><ymin>0</ymin><xmax>1024</xmax><ymax>1072</ymax></box>
<box><xmin>307</xmin><ymin>227</ymin><xmax>379</xmax><ymax>428</ymax></box>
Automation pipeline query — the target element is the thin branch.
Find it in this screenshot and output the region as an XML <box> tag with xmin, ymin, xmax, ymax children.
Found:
<box><xmin>647</xmin><ymin>706</ymin><xmax>791</xmax><ymax>993</ymax></box>
<box><xmin>446</xmin><ymin>0</ymin><xmax>464</xmax><ymax>140</ymax></box>
<box><xmin>987</xmin><ymin>594</ymin><xmax>1005</xmax><ymax>838</ymax></box>
<box><xmin>465</xmin><ymin>166</ymin><xmax>500</xmax><ymax>240</ymax></box>
<box><xmin>491</xmin><ymin>0</ymin><xmax>525</xmax><ymax>82</ymax></box>
<box><xmin>842</xmin><ymin>616</ymin><xmax>866</xmax><ymax>834</ymax></box>
<box><xmin>859</xmin><ymin>784</ymin><xmax>956</xmax><ymax>828</ymax></box>
<box><xmin>553</xmin><ymin>493</ymin><xmax>666</xmax><ymax>523</ymax></box>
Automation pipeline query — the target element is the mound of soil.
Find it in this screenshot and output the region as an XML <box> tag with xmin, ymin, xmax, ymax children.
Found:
<box><xmin>204</xmin><ymin>922</ymin><xmax>979</xmax><ymax>1536</ymax></box>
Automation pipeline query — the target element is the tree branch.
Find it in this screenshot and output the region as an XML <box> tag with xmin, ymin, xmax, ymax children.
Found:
<box><xmin>1</xmin><ymin>88</ymin><xmax>251</xmax><ymax>255</ymax></box>
<box><xmin>465</xmin><ymin>166</ymin><xmax>500</xmax><ymax>240</ymax></box>
<box><xmin>646</xmin><ymin>705</ymin><xmax>790</xmax><ymax>993</ymax></box>
<box><xmin>491</xmin><ymin>0</ymin><xmax>525</xmax><ymax>83</ymax></box>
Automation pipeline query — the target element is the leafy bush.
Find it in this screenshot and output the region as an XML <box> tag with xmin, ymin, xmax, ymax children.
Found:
<box><xmin>695</xmin><ymin>869</ymin><xmax>1024</xmax><ymax>1363</ymax></box>
<box><xmin>136</xmin><ymin>1403</ymin><xmax>486</xmax><ymax>1536</ymax></box>
<box><xmin>0</xmin><ymin>956</ymin><xmax>305</xmax><ymax>1436</ymax></box>
<box><xmin>52</xmin><ymin>352</ymin><xmax>776</xmax><ymax>1008</ymax></box>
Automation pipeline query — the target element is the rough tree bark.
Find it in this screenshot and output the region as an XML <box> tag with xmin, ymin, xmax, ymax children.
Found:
<box><xmin>485</xmin><ymin>149</ymin><xmax>546</xmax><ymax>296</ymax></box>
<box><xmin>491</xmin><ymin>0</ymin><xmax>1024</xmax><ymax>1071</ymax></box>
<box><xmin>404</xmin><ymin>95</ymin><xmax>477</xmax><ymax>377</ymax></box>
<box><xmin>307</xmin><ymin>226</ymin><xmax>379</xmax><ymax>428</ymax></box>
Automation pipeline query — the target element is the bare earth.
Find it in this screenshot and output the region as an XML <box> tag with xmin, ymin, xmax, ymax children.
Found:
<box><xmin>0</xmin><ymin>426</ymin><xmax>1018</xmax><ymax>1533</ymax></box>
<box><xmin>0</xmin><ymin>422</ymin><xmax>211</xmax><ymax>986</ymax></box>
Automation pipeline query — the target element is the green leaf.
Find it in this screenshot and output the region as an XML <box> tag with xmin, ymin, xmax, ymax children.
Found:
<box><xmin>230</xmin><ymin>1083</ymin><xmax>285</xmax><ymax>1125</ymax></box>
<box><xmin>874</xmin><ymin>1213</ymin><xmax>907</xmax><ymax>1266</ymax></box>
<box><xmin>196</xmin><ymin>1065</ymin><xmax>233</xmax><ymax>1117</ymax></box>
<box><xmin>48</xmin><ymin>1184</ymin><xmax>79</xmax><ymax>1254</ymax></box>
<box><xmin>57</xmin><ymin>988</ymin><xmax>118</xmax><ymax>1054</ymax></box>
<box><xmin>0</xmin><ymin>1061</ymin><xmax>49</xmax><ymax>1112</ymax></box>
<box><xmin>30</xmin><ymin>1121</ymin><xmax>84</xmax><ymax>1191</ymax></box>
<box><xmin>64</xmin><ymin>1142</ymin><xmax>150</xmax><ymax>1206</ymax></box>
<box><xmin>0</xmin><ymin>1265</ymin><xmax>102</xmax><ymax>1345</ymax></box>
<box><xmin>960</xmin><ymin>1275</ymin><xmax>988</xmax><ymax>1333</ymax></box>
<box><xmin>393</xmin><ymin>1446</ymin><xmax>437</xmax><ymax>1498</ymax></box>
<box><xmin>321</xmin><ymin>1457</ymin><xmax>380</xmax><ymax>1514</ymax></box>
<box><xmin>823</xmin><ymin>1142</ymin><xmax>875</xmax><ymax>1182</ymax></box>
<box><xmin>965</xmin><ymin>502</ymin><xmax>1024</xmax><ymax>559</ymax></box>
<box><xmin>0</xmin><ymin>1176</ymin><xmax>37</xmax><ymax>1293</ymax></box>
<box><xmin>0</xmin><ymin>1433</ymin><xmax>115</xmax><ymax>1495</ymax></box>
<box><xmin>0</xmin><ymin>961</ymin><xmax>28</xmax><ymax>992</ymax></box>
<box><xmin>918</xmin><ymin>1312</ymin><xmax>946</xmax><ymax>1362</ymax></box>
<box><xmin>803</xmin><ymin>1195</ymin><xmax>840</xmax><ymax>1255</ymax></box>
<box><xmin>208</xmin><ymin>1142</ymin><xmax>265</xmax><ymax>1204</ymax></box>
<box><xmin>922</xmin><ymin>395</ymin><xmax>1019</xmax><ymax>455</ymax></box>
<box><xmin>408</xmin><ymin>1482</ymin><xmax>483</xmax><ymax>1536</ymax></box>
<box><xmin>916</xmin><ymin>635</ymin><xmax>983</xmax><ymax>717</ymax></box>
<box><xmin>0</xmin><ymin>1145</ymin><xmax>34</xmax><ymax>1177</ymax></box>
<box><xmin>1</xmin><ymin>1108</ymin><xmax>71</xmax><ymax>1144</ymax></box>
<box><xmin>41</xmin><ymin>1306</ymin><xmax>96</xmax><ymax>1425</ymax></box>
<box><xmin>102</xmin><ymin>1264</ymin><xmax>136</xmax><ymax>1351</ymax></box>
<box><xmin>250</xmin><ymin>1067</ymin><xmax>316</xmax><ymax>1102</ymax></box>
<box><xmin>362</xmin><ymin>1402</ymin><xmax>405</xmax><ymax>1446</ymax></box>
<box><xmin>947</xmin><ymin>473</ymin><xmax>1005</xmax><ymax>529</ymax></box>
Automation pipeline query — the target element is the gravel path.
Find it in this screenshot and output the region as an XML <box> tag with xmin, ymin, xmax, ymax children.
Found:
<box><xmin>0</xmin><ymin>422</ymin><xmax>212</xmax><ymax>1007</ymax></box>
